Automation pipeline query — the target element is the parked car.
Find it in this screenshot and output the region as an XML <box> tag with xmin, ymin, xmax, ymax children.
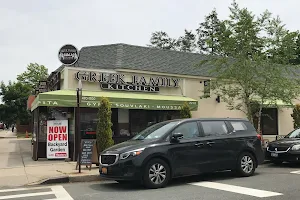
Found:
<box><xmin>99</xmin><ymin>118</ymin><xmax>264</xmax><ymax>189</ymax></box>
<box><xmin>0</xmin><ymin>122</ymin><xmax>4</xmax><ymax>130</ymax></box>
<box><xmin>266</xmin><ymin>128</ymin><xmax>300</xmax><ymax>164</ymax></box>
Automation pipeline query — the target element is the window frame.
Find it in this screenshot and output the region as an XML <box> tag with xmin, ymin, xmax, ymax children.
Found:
<box><xmin>198</xmin><ymin>120</ymin><xmax>231</xmax><ymax>137</ymax></box>
<box><xmin>228</xmin><ymin>121</ymin><xmax>248</xmax><ymax>132</ymax></box>
<box><xmin>170</xmin><ymin>121</ymin><xmax>202</xmax><ymax>140</ymax></box>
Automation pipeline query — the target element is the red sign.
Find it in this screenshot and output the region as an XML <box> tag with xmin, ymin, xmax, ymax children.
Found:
<box><xmin>47</xmin><ymin>120</ymin><xmax>69</xmax><ymax>159</ymax></box>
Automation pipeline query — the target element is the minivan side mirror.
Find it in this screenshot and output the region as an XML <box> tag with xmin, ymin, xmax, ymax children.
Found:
<box><xmin>171</xmin><ymin>132</ymin><xmax>184</xmax><ymax>142</ymax></box>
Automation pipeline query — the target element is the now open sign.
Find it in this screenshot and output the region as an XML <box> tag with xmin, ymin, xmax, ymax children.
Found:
<box><xmin>46</xmin><ymin>120</ymin><xmax>69</xmax><ymax>159</ymax></box>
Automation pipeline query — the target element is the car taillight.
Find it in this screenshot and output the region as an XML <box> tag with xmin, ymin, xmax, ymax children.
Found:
<box><xmin>256</xmin><ymin>134</ymin><xmax>262</xmax><ymax>140</ymax></box>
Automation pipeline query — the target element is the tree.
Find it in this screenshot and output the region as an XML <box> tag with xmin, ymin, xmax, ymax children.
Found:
<box><xmin>0</xmin><ymin>81</ymin><xmax>32</xmax><ymax>125</ymax></box>
<box><xmin>17</xmin><ymin>63</ymin><xmax>48</xmax><ymax>88</ymax></box>
<box><xmin>0</xmin><ymin>104</ymin><xmax>9</xmax><ymax>123</ymax></box>
<box><xmin>96</xmin><ymin>97</ymin><xmax>114</xmax><ymax>154</ymax></box>
<box><xmin>200</xmin><ymin>1</ymin><xmax>300</xmax><ymax>133</ymax></box>
<box><xmin>291</xmin><ymin>104</ymin><xmax>300</xmax><ymax>129</ymax></box>
<box><xmin>290</xmin><ymin>34</ymin><xmax>300</xmax><ymax>65</ymax></box>
<box><xmin>177</xmin><ymin>29</ymin><xmax>196</xmax><ymax>52</ymax></box>
<box><xmin>196</xmin><ymin>8</ymin><xmax>222</xmax><ymax>55</ymax></box>
<box><xmin>148</xmin><ymin>31</ymin><xmax>178</xmax><ymax>50</ymax></box>
<box><xmin>180</xmin><ymin>102</ymin><xmax>192</xmax><ymax>118</ymax></box>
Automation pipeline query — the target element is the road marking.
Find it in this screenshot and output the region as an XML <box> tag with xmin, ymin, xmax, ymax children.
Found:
<box><xmin>0</xmin><ymin>192</ymin><xmax>53</xmax><ymax>199</ymax></box>
<box><xmin>0</xmin><ymin>185</ymin><xmax>73</xmax><ymax>200</ymax></box>
<box><xmin>189</xmin><ymin>181</ymin><xmax>283</xmax><ymax>198</ymax></box>
<box><xmin>50</xmin><ymin>186</ymin><xmax>73</xmax><ymax>200</ymax></box>
<box><xmin>0</xmin><ymin>186</ymin><xmax>52</xmax><ymax>193</ymax></box>
<box><xmin>290</xmin><ymin>170</ymin><xmax>300</xmax><ymax>174</ymax></box>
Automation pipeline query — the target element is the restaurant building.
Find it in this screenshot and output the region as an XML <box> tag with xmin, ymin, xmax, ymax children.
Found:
<box><xmin>30</xmin><ymin>43</ymin><xmax>295</xmax><ymax>161</ymax></box>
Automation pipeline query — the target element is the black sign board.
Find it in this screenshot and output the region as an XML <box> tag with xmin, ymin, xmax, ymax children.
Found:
<box><xmin>80</xmin><ymin>139</ymin><xmax>95</xmax><ymax>164</ymax></box>
<box><xmin>100</xmin><ymin>83</ymin><xmax>159</xmax><ymax>92</ymax></box>
<box><xmin>58</xmin><ymin>44</ymin><xmax>79</xmax><ymax>65</ymax></box>
<box><xmin>76</xmin><ymin>139</ymin><xmax>98</xmax><ymax>171</ymax></box>
<box><xmin>35</xmin><ymin>81</ymin><xmax>48</xmax><ymax>95</ymax></box>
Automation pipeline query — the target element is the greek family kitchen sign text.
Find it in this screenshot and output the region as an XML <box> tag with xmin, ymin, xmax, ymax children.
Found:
<box><xmin>75</xmin><ymin>71</ymin><xmax>180</xmax><ymax>93</ymax></box>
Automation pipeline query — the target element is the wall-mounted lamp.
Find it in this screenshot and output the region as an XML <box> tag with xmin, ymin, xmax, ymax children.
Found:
<box><xmin>216</xmin><ymin>96</ymin><xmax>220</xmax><ymax>103</ymax></box>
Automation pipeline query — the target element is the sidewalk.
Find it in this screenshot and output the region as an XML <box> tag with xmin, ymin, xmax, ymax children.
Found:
<box><xmin>0</xmin><ymin>130</ymin><xmax>17</xmax><ymax>138</ymax></box>
<box><xmin>0</xmin><ymin>136</ymin><xmax>100</xmax><ymax>188</ymax></box>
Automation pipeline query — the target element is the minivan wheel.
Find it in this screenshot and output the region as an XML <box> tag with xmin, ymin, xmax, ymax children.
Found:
<box><xmin>142</xmin><ymin>158</ymin><xmax>170</xmax><ymax>189</ymax></box>
<box><xmin>236</xmin><ymin>152</ymin><xmax>256</xmax><ymax>177</ymax></box>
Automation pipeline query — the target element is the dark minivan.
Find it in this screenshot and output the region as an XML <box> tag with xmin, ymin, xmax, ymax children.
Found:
<box><xmin>99</xmin><ymin>118</ymin><xmax>264</xmax><ymax>189</ymax></box>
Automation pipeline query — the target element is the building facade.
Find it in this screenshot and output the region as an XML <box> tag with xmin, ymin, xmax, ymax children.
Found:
<box><xmin>30</xmin><ymin>43</ymin><xmax>295</xmax><ymax>161</ymax></box>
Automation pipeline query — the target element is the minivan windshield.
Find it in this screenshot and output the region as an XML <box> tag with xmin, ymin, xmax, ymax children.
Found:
<box><xmin>132</xmin><ymin>121</ymin><xmax>179</xmax><ymax>140</ymax></box>
<box><xmin>284</xmin><ymin>129</ymin><xmax>300</xmax><ymax>138</ymax></box>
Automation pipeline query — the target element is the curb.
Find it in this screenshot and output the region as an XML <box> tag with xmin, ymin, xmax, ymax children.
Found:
<box><xmin>27</xmin><ymin>176</ymin><xmax>70</xmax><ymax>186</ymax></box>
<box><xmin>0</xmin><ymin>135</ymin><xmax>17</xmax><ymax>139</ymax></box>
<box><xmin>31</xmin><ymin>174</ymin><xmax>102</xmax><ymax>186</ymax></box>
<box><xmin>40</xmin><ymin>176</ymin><xmax>70</xmax><ymax>185</ymax></box>
<box><xmin>69</xmin><ymin>174</ymin><xmax>102</xmax><ymax>183</ymax></box>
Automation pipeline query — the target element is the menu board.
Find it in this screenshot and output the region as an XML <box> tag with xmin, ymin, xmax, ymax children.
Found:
<box><xmin>80</xmin><ymin>139</ymin><xmax>96</xmax><ymax>165</ymax></box>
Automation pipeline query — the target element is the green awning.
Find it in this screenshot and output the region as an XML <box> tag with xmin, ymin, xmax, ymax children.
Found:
<box><xmin>31</xmin><ymin>90</ymin><xmax>198</xmax><ymax>111</ymax></box>
<box><xmin>251</xmin><ymin>98</ymin><xmax>293</xmax><ymax>107</ymax></box>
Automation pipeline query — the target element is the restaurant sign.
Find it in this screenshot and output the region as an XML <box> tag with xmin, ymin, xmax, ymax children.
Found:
<box><xmin>32</xmin><ymin>99</ymin><xmax>198</xmax><ymax>111</ymax></box>
<box><xmin>46</xmin><ymin>120</ymin><xmax>69</xmax><ymax>159</ymax></box>
<box><xmin>86</xmin><ymin>102</ymin><xmax>185</xmax><ymax>110</ymax></box>
<box><xmin>75</xmin><ymin>71</ymin><xmax>180</xmax><ymax>93</ymax></box>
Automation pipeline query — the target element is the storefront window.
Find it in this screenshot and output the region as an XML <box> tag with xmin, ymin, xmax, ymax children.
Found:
<box><xmin>203</xmin><ymin>80</ymin><xmax>211</xmax><ymax>97</ymax></box>
<box><xmin>261</xmin><ymin>108</ymin><xmax>278</xmax><ymax>135</ymax></box>
<box><xmin>130</xmin><ymin>110</ymin><xmax>181</xmax><ymax>136</ymax></box>
<box><xmin>80</xmin><ymin>110</ymin><xmax>97</xmax><ymax>139</ymax></box>
<box><xmin>79</xmin><ymin>108</ymin><xmax>118</xmax><ymax>139</ymax></box>
<box><xmin>254</xmin><ymin>108</ymin><xmax>278</xmax><ymax>135</ymax></box>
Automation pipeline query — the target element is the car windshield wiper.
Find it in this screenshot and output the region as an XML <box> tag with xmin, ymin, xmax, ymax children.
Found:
<box><xmin>133</xmin><ymin>136</ymin><xmax>145</xmax><ymax>140</ymax></box>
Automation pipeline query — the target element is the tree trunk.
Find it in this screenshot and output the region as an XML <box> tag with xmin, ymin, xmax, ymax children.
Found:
<box><xmin>257</xmin><ymin>104</ymin><xmax>263</xmax><ymax>135</ymax></box>
<box><xmin>245</xmin><ymin>99</ymin><xmax>253</xmax><ymax>124</ymax></box>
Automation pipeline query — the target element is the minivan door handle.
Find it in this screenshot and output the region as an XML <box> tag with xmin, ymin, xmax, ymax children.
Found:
<box><xmin>206</xmin><ymin>141</ymin><xmax>215</xmax><ymax>146</ymax></box>
<box><xmin>195</xmin><ymin>142</ymin><xmax>204</xmax><ymax>147</ymax></box>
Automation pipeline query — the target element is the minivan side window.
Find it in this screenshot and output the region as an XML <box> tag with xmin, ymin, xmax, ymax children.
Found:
<box><xmin>201</xmin><ymin>121</ymin><xmax>228</xmax><ymax>136</ymax></box>
<box><xmin>230</xmin><ymin>121</ymin><xmax>247</xmax><ymax>131</ymax></box>
<box><xmin>172</xmin><ymin>122</ymin><xmax>200</xmax><ymax>139</ymax></box>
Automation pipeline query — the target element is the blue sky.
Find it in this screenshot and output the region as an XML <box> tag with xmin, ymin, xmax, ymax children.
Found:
<box><xmin>1</xmin><ymin>0</ymin><xmax>299</xmax><ymax>84</ymax></box>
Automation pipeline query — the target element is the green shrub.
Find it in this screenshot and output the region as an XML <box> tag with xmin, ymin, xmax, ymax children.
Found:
<box><xmin>291</xmin><ymin>104</ymin><xmax>300</xmax><ymax>129</ymax></box>
<box><xmin>180</xmin><ymin>102</ymin><xmax>192</xmax><ymax>118</ymax></box>
<box><xmin>96</xmin><ymin>97</ymin><xmax>114</xmax><ymax>154</ymax></box>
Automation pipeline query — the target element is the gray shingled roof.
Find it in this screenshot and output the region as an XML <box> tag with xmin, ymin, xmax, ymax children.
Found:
<box><xmin>75</xmin><ymin>43</ymin><xmax>212</xmax><ymax>77</ymax></box>
<box><xmin>52</xmin><ymin>43</ymin><xmax>300</xmax><ymax>79</ymax></box>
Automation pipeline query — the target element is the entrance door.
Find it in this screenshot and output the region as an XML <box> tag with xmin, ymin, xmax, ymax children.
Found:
<box><xmin>168</xmin><ymin>121</ymin><xmax>205</xmax><ymax>177</ymax></box>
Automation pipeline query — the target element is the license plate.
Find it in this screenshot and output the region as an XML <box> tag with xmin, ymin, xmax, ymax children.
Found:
<box><xmin>271</xmin><ymin>153</ymin><xmax>278</xmax><ymax>157</ymax></box>
<box><xmin>101</xmin><ymin>167</ymin><xmax>107</xmax><ymax>174</ymax></box>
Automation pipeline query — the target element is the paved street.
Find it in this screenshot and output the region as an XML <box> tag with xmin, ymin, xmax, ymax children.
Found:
<box><xmin>1</xmin><ymin>162</ymin><xmax>300</xmax><ymax>200</ymax></box>
<box><xmin>0</xmin><ymin>185</ymin><xmax>72</xmax><ymax>200</ymax></box>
